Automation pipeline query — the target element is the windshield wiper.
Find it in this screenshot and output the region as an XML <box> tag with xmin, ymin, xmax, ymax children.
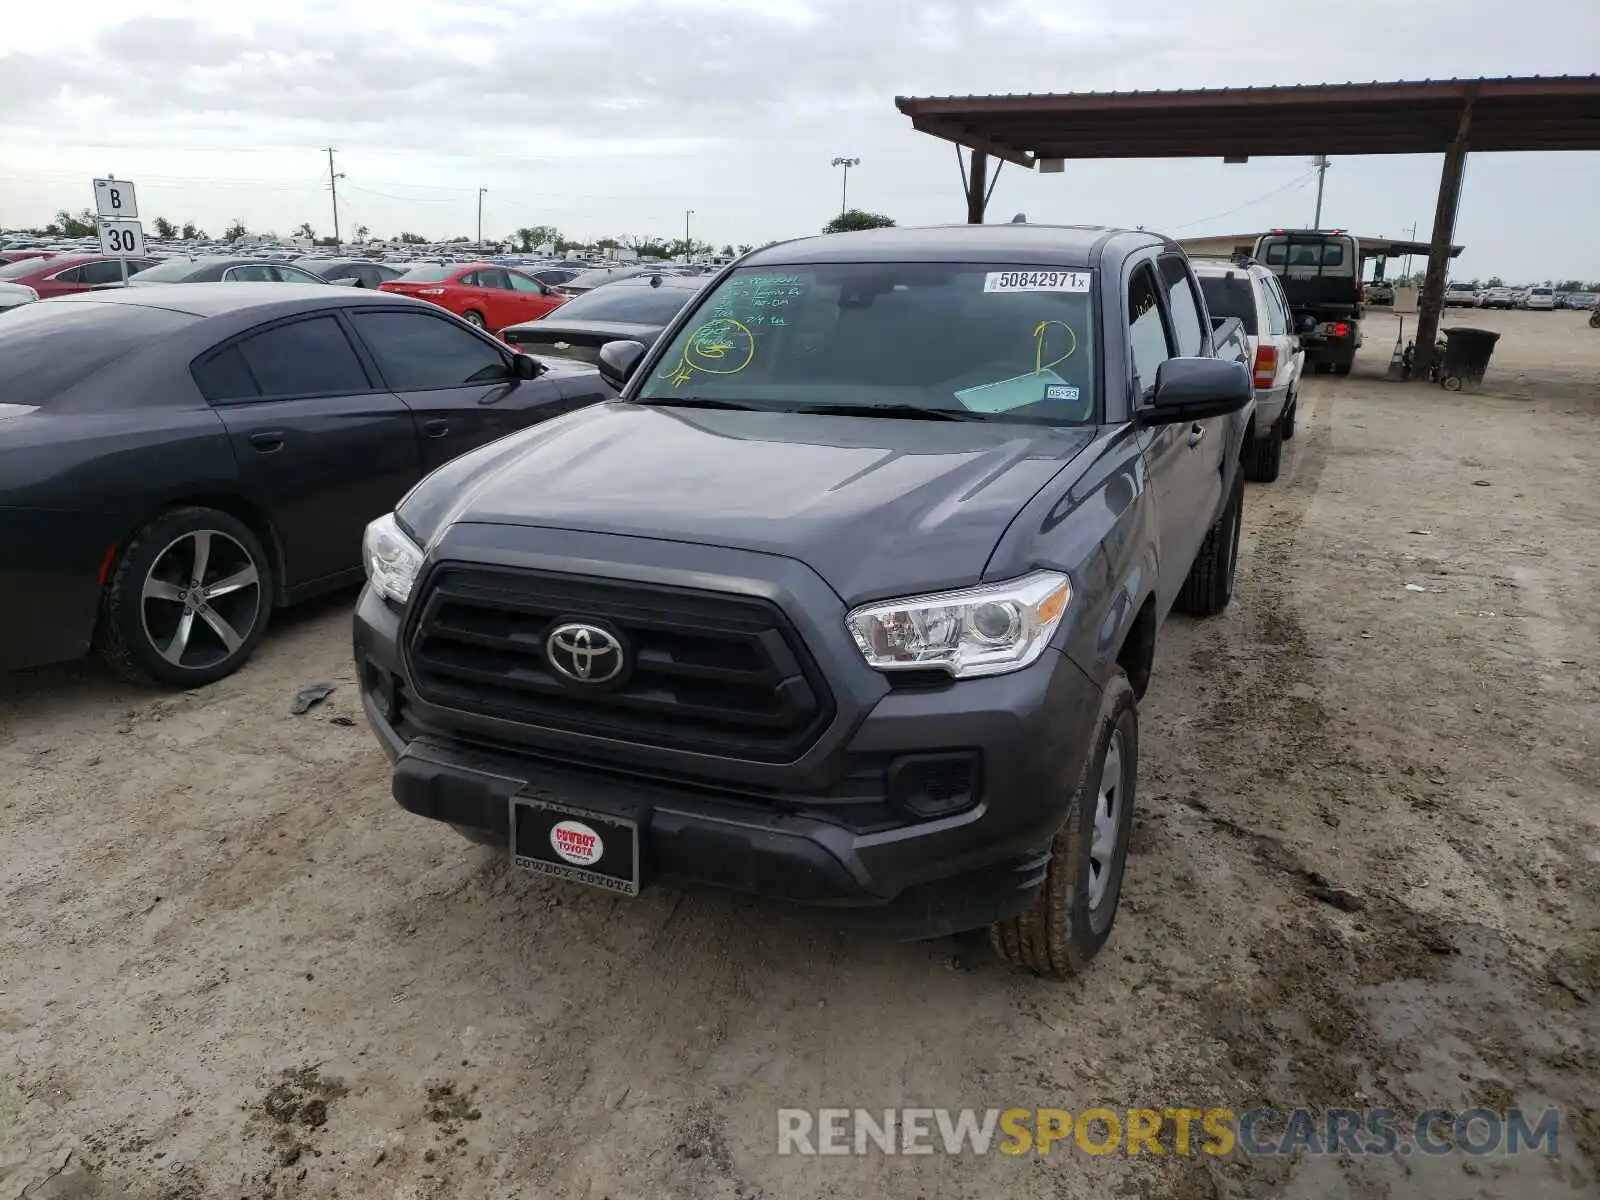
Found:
<box><xmin>791</xmin><ymin>402</ymin><xmax>982</xmax><ymax>422</ymax></box>
<box><xmin>631</xmin><ymin>396</ymin><xmax>766</xmax><ymax>411</ymax></box>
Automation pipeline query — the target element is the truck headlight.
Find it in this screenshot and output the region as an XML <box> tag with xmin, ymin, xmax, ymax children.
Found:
<box><xmin>362</xmin><ymin>512</ymin><xmax>423</xmax><ymax>604</ymax></box>
<box><xmin>846</xmin><ymin>571</ymin><xmax>1071</xmax><ymax>679</ymax></box>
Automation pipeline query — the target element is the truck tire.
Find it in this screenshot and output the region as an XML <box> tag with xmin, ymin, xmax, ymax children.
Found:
<box><xmin>989</xmin><ymin>667</ymin><xmax>1138</xmax><ymax>979</ymax></box>
<box><xmin>1175</xmin><ymin>476</ymin><xmax>1243</xmax><ymax>617</ymax></box>
<box><xmin>1242</xmin><ymin>418</ymin><xmax>1284</xmax><ymax>483</ymax></box>
<box><xmin>97</xmin><ymin>506</ymin><xmax>274</xmax><ymax>688</ymax></box>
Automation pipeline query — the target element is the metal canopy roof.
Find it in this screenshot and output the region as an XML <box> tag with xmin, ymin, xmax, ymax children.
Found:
<box><xmin>896</xmin><ymin>77</ymin><xmax>1600</xmax><ymax>165</ymax></box>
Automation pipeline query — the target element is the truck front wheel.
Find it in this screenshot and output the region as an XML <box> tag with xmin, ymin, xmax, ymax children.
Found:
<box><xmin>1174</xmin><ymin>476</ymin><xmax>1243</xmax><ymax>617</ymax></box>
<box><xmin>989</xmin><ymin>667</ymin><xmax>1138</xmax><ymax>979</ymax></box>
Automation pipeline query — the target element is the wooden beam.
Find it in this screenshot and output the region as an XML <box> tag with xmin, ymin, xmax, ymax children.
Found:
<box><xmin>966</xmin><ymin>151</ymin><xmax>989</xmax><ymax>224</ymax></box>
<box><xmin>909</xmin><ymin>118</ymin><xmax>1035</xmax><ymax>168</ymax></box>
<box><xmin>1412</xmin><ymin>89</ymin><xmax>1477</xmax><ymax>380</ymax></box>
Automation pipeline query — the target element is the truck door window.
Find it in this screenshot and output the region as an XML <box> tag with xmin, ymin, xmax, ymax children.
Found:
<box><xmin>1158</xmin><ymin>256</ymin><xmax>1205</xmax><ymax>358</ymax></box>
<box><xmin>1127</xmin><ymin>264</ymin><xmax>1172</xmax><ymax>397</ymax></box>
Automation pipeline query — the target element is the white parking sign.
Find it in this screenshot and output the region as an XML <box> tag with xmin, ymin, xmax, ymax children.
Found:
<box><xmin>99</xmin><ymin>220</ymin><xmax>146</xmax><ymax>258</ymax></box>
<box><xmin>93</xmin><ymin>178</ymin><xmax>139</xmax><ymax>220</ymax></box>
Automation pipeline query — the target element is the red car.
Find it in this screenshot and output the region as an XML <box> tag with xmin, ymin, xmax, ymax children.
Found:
<box><xmin>0</xmin><ymin>253</ymin><xmax>160</xmax><ymax>298</ymax></box>
<box><xmin>378</xmin><ymin>263</ymin><xmax>566</xmax><ymax>332</ymax></box>
<box><xmin>0</xmin><ymin>250</ymin><xmax>61</xmax><ymax>265</ymax></box>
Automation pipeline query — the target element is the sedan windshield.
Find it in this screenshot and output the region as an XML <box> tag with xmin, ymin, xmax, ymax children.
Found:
<box><xmin>635</xmin><ymin>263</ymin><xmax>1097</xmax><ymax>423</ymax></box>
<box><xmin>0</xmin><ymin>303</ymin><xmax>197</xmax><ymax>404</ymax></box>
<box><xmin>395</xmin><ymin>264</ymin><xmax>457</xmax><ymax>282</ymax></box>
<box><xmin>127</xmin><ymin>258</ymin><xmax>208</xmax><ymax>282</ymax></box>
<box><xmin>549</xmin><ymin>281</ymin><xmax>700</xmax><ymax>324</ymax></box>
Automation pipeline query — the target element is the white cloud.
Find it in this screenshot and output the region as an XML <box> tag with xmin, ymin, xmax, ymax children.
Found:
<box><xmin>1</xmin><ymin>0</ymin><xmax>1596</xmax><ymax>278</ymax></box>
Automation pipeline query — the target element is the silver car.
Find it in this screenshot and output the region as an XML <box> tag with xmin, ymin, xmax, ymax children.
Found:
<box><xmin>0</xmin><ymin>282</ymin><xmax>37</xmax><ymax>313</ymax></box>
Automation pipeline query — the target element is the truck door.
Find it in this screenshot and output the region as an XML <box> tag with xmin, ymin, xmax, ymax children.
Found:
<box><xmin>1128</xmin><ymin>262</ymin><xmax>1205</xmax><ymax>615</ymax></box>
<box><xmin>1158</xmin><ymin>252</ymin><xmax>1226</xmax><ymax>505</ymax></box>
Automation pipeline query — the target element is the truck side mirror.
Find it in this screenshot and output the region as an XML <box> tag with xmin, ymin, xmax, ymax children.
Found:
<box><xmin>1140</xmin><ymin>358</ymin><xmax>1252</xmax><ymax>425</ymax></box>
<box><xmin>598</xmin><ymin>339</ymin><xmax>647</xmax><ymax>388</ymax></box>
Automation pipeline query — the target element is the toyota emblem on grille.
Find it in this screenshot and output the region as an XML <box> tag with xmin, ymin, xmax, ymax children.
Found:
<box><xmin>546</xmin><ymin>622</ymin><xmax>625</xmax><ymax>683</ymax></box>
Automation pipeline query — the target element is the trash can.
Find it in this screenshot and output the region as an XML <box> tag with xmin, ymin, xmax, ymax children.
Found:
<box><xmin>1438</xmin><ymin>327</ymin><xmax>1501</xmax><ymax>392</ymax></box>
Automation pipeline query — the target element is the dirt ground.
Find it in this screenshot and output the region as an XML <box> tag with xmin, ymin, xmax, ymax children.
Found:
<box><xmin>3</xmin><ymin>309</ymin><xmax>1597</xmax><ymax>1200</ymax></box>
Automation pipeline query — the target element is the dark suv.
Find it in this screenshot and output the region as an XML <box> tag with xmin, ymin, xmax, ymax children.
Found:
<box><xmin>354</xmin><ymin>225</ymin><xmax>1253</xmax><ymax>977</ymax></box>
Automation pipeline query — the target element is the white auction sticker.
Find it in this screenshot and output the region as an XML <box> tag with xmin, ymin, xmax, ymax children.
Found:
<box><xmin>550</xmin><ymin>820</ymin><xmax>604</xmax><ymax>866</ymax></box>
<box><xmin>983</xmin><ymin>270</ymin><xmax>1091</xmax><ymax>293</ymax></box>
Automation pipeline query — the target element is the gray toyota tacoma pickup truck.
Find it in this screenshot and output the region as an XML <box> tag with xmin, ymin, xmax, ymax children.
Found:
<box><xmin>354</xmin><ymin>225</ymin><xmax>1253</xmax><ymax>978</ymax></box>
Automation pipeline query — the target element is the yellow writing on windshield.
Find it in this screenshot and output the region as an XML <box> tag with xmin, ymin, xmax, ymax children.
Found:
<box><xmin>1034</xmin><ymin>320</ymin><xmax>1077</xmax><ymax>374</ymax></box>
<box><xmin>659</xmin><ymin>317</ymin><xmax>757</xmax><ymax>387</ymax></box>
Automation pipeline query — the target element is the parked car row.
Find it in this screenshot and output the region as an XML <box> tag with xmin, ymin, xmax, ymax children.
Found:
<box><xmin>1445</xmin><ymin>283</ymin><xmax>1577</xmax><ymax>310</ymax></box>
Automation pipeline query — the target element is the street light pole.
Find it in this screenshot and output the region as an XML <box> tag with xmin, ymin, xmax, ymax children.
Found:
<box><xmin>831</xmin><ymin>156</ymin><xmax>860</xmax><ymax>217</ymax></box>
<box><xmin>684</xmin><ymin>209</ymin><xmax>694</xmax><ymax>260</ymax></box>
<box><xmin>477</xmin><ymin>188</ymin><xmax>487</xmax><ymax>247</ymax></box>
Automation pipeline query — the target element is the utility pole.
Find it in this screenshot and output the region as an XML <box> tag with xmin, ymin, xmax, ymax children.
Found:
<box><xmin>684</xmin><ymin>209</ymin><xmax>694</xmax><ymax>260</ymax></box>
<box><xmin>1311</xmin><ymin>154</ymin><xmax>1330</xmax><ymax>229</ymax></box>
<box><xmin>831</xmin><ymin>156</ymin><xmax>860</xmax><ymax>217</ymax></box>
<box><xmin>477</xmin><ymin>188</ymin><xmax>487</xmax><ymax>248</ymax></box>
<box><xmin>1402</xmin><ymin>221</ymin><xmax>1418</xmax><ymax>280</ymax></box>
<box><xmin>325</xmin><ymin>148</ymin><xmax>345</xmax><ymax>248</ymax></box>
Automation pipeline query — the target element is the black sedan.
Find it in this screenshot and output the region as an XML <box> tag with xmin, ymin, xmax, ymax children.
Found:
<box><xmin>502</xmin><ymin>272</ymin><xmax>708</xmax><ymax>367</ymax></box>
<box><xmin>0</xmin><ymin>285</ymin><xmax>609</xmax><ymax>685</ymax></box>
<box><xmin>123</xmin><ymin>256</ymin><xmax>329</xmax><ymax>285</ymax></box>
<box><xmin>293</xmin><ymin>258</ymin><xmax>406</xmax><ymax>288</ymax></box>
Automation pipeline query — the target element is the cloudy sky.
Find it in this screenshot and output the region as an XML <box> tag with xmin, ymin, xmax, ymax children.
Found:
<box><xmin>2</xmin><ymin>0</ymin><xmax>1596</xmax><ymax>280</ymax></box>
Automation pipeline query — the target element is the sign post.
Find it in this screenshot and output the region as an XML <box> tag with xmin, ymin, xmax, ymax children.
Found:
<box><xmin>93</xmin><ymin>176</ymin><xmax>142</xmax><ymax>288</ymax></box>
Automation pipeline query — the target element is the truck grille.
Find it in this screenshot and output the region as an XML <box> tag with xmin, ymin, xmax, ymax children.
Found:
<box><xmin>405</xmin><ymin>567</ymin><xmax>834</xmax><ymax>761</ymax></box>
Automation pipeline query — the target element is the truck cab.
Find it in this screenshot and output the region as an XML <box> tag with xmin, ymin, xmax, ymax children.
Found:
<box><xmin>1254</xmin><ymin>229</ymin><xmax>1362</xmax><ymax>376</ymax></box>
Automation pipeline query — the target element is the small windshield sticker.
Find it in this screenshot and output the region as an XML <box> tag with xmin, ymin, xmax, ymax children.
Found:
<box><xmin>1045</xmin><ymin>384</ymin><xmax>1080</xmax><ymax>402</ymax></box>
<box><xmin>984</xmin><ymin>270</ymin><xmax>1091</xmax><ymax>293</ymax></box>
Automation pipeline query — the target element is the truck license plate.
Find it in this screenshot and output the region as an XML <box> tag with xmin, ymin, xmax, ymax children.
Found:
<box><xmin>510</xmin><ymin>796</ymin><xmax>641</xmax><ymax>896</ymax></box>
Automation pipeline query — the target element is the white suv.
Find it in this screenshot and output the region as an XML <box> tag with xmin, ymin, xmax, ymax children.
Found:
<box><xmin>1524</xmin><ymin>286</ymin><xmax>1556</xmax><ymax>311</ymax></box>
<box><xmin>1193</xmin><ymin>257</ymin><xmax>1305</xmax><ymax>483</ymax></box>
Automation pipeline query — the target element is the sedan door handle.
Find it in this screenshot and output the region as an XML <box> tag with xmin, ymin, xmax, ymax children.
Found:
<box><xmin>1187</xmin><ymin>422</ymin><xmax>1205</xmax><ymax>449</ymax></box>
<box><xmin>248</xmin><ymin>431</ymin><xmax>284</xmax><ymax>453</ymax></box>
<box><xmin>422</xmin><ymin>418</ymin><xmax>450</xmax><ymax>438</ymax></box>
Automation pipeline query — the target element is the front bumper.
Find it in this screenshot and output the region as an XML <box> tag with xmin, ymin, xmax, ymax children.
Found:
<box><xmin>353</xmin><ymin>548</ymin><xmax>1104</xmax><ymax>939</ymax></box>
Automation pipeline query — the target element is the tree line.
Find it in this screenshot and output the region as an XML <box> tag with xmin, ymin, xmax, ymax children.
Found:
<box><xmin>29</xmin><ymin>206</ymin><xmax>900</xmax><ymax>252</ymax></box>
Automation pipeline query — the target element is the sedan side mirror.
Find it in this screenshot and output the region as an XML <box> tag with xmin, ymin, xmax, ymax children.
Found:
<box><xmin>511</xmin><ymin>353</ymin><xmax>545</xmax><ymax>380</ymax></box>
<box><xmin>598</xmin><ymin>339</ymin><xmax>647</xmax><ymax>388</ymax></box>
<box><xmin>1140</xmin><ymin>358</ymin><xmax>1252</xmax><ymax>425</ymax></box>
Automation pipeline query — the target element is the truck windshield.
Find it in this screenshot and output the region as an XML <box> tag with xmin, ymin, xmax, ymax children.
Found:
<box><xmin>634</xmin><ymin>263</ymin><xmax>1097</xmax><ymax>424</ymax></box>
<box><xmin>1257</xmin><ymin>236</ymin><xmax>1354</xmax><ymax>276</ymax></box>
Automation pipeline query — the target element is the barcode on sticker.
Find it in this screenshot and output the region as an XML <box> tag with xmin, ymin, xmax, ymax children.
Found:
<box><xmin>984</xmin><ymin>270</ymin><xmax>1091</xmax><ymax>293</ymax></box>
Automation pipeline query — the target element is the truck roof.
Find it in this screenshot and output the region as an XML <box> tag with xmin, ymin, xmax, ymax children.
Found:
<box><xmin>742</xmin><ymin>224</ymin><xmax>1164</xmax><ymax>269</ymax></box>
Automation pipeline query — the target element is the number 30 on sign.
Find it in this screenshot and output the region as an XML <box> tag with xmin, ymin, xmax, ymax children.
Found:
<box><xmin>98</xmin><ymin>220</ymin><xmax>146</xmax><ymax>258</ymax></box>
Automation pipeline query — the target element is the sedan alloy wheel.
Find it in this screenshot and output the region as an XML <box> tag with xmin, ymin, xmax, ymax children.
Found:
<box><xmin>98</xmin><ymin>506</ymin><xmax>275</xmax><ymax>687</ymax></box>
<box><xmin>140</xmin><ymin>530</ymin><xmax>263</xmax><ymax>671</ymax></box>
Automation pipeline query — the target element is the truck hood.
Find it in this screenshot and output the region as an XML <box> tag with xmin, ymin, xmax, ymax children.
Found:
<box><xmin>403</xmin><ymin>401</ymin><xmax>1096</xmax><ymax>604</ymax></box>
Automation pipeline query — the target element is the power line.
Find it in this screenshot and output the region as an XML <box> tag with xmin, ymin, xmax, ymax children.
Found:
<box><xmin>1165</xmin><ymin>170</ymin><xmax>1317</xmax><ymax>233</ymax></box>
